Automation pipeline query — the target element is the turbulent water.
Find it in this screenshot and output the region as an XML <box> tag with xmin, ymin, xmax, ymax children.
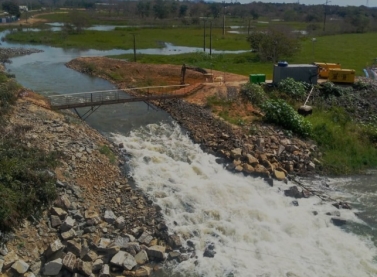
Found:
<box><xmin>2</xmin><ymin>26</ymin><xmax>377</xmax><ymax>276</ymax></box>
<box><xmin>113</xmin><ymin>122</ymin><xmax>377</xmax><ymax>277</ymax></box>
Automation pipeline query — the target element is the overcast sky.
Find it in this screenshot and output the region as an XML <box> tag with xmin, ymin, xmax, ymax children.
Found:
<box><xmin>234</xmin><ymin>0</ymin><xmax>376</xmax><ymax>7</ymax></box>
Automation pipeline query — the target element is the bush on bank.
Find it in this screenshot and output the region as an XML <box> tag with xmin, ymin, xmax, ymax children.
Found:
<box><xmin>229</xmin><ymin>76</ymin><xmax>377</xmax><ymax>174</ymax></box>
<box><xmin>0</xmin><ymin>74</ymin><xmax>58</xmax><ymax>234</ymax></box>
<box><xmin>260</xmin><ymin>99</ymin><xmax>312</xmax><ymax>138</ymax></box>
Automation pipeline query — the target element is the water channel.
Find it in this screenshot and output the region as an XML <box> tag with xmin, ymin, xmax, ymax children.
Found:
<box><xmin>2</xmin><ymin>28</ymin><xmax>377</xmax><ymax>276</ymax></box>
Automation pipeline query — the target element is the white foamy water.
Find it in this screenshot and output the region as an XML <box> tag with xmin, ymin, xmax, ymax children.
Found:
<box><xmin>113</xmin><ymin>122</ymin><xmax>377</xmax><ymax>277</ymax></box>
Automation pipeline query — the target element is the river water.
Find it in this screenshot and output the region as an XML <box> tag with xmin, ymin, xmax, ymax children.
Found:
<box><xmin>3</xmin><ymin>29</ymin><xmax>377</xmax><ymax>276</ymax></box>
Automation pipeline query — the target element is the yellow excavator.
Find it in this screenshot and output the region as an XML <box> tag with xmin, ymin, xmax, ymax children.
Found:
<box><xmin>180</xmin><ymin>64</ymin><xmax>208</xmax><ymax>85</ymax></box>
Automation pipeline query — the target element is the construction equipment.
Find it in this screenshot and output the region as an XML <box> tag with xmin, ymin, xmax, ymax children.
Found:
<box><xmin>328</xmin><ymin>69</ymin><xmax>355</xmax><ymax>84</ymax></box>
<box><xmin>180</xmin><ymin>64</ymin><xmax>208</xmax><ymax>85</ymax></box>
<box><xmin>314</xmin><ymin>62</ymin><xmax>355</xmax><ymax>84</ymax></box>
<box><xmin>314</xmin><ymin>62</ymin><xmax>341</xmax><ymax>78</ymax></box>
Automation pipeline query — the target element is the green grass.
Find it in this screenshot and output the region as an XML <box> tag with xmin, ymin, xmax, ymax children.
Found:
<box><xmin>112</xmin><ymin>51</ymin><xmax>272</xmax><ymax>78</ymax></box>
<box><xmin>6</xmin><ymin>27</ymin><xmax>250</xmax><ymax>51</ymax></box>
<box><xmin>7</xmin><ymin>16</ymin><xmax>377</xmax><ymax>77</ymax></box>
<box><xmin>99</xmin><ymin>145</ymin><xmax>117</xmax><ymax>164</ymax></box>
<box><xmin>291</xmin><ymin>33</ymin><xmax>377</xmax><ymax>76</ymax></box>
<box><xmin>307</xmin><ymin>107</ymin><xmax>377</xmax><ymax>174</ymax></box>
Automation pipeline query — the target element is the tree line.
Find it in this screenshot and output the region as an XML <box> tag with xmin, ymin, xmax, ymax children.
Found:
<box><xmin>13</xmin><ymin>0</ymin><xmax>374</xmax><ymax>33</ymax></box>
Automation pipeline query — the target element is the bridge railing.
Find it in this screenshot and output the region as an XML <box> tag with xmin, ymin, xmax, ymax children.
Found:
<box><xmin>48</xmin><ymin>84</ymin><xmax>189</xmax><ymax>108</ymax></box>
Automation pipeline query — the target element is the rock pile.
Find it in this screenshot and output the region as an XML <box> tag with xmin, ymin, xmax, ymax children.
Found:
<box><xmin>0</xmin><ymin>47</ymin><xmax>43</xmax><ymax>58</ymax></box>
<box><xmin>0</xmin><ymin>179</ymin><xmax>185</xmax><ymax>277</ymax></box>
<box><xmin>0</xmin><ymin>99</ymin><xmax>192</xmax><ymax>277</ymax></box>
<box><xmin>158</xmin><ymin>99</ymin><xmax>320</xmax><ymax>181</ymax></box>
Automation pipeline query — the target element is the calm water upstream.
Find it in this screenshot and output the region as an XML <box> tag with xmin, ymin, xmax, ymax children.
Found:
<box><xmin>2</xmin><ymin>28</ymin><xmax>377</xmax><ymax>276</ymax></box>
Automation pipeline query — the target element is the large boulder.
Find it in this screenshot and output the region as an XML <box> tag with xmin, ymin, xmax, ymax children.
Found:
<box><xmin>284</xmin><ymin>186</ymin><xmax>302</xmax><ymax>198</ymax></box>
<box><xmin>42</xmin><ymin>258</ymin><xmax>63</xmax><ymax>276</ymax></box>
<box><xmin>110</xmin><ymin>251</ymin><xmax>137</xmax><ymax>271</ymax></box>
<box><xmin>62</xmin><ymin>252</ymin><xmax>77</xmax><ymax>272</ymax></box>
<box><xmin>3</xmin><ymin>251</ymin><xmax>19</xmax><ymax>270</ymax></box>
<box><xmin>147</xmin><ymin>245</ymin><xmax>166</xmax><ymax>261</ymax></box>
<box><xmin>11</xmin><ymin>260</ymin><xmax>29</xmax><ymax>274</ymax></box>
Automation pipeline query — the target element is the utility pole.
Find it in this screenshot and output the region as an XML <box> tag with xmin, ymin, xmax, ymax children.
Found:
<box><xmin>209</xmin><ymin>21</ymin><xmax>212</xmax><ymax>56</ymax></box>
<box><xmin>222</xmin><ymin>1</ymin><xmax>226</xmax><ymax>37</ymax></box>
<box><xmin>323</xmin><ymin>0</ymin><xmax>331</xmax><ymax>32</ymax></box>
<box><xmin>203</xmin><ymin>19</ymin><xmax>206</xmax><ymax>52</ymax></box>
<box><xmin>247</xmin><ymin>18</ymin><xmax>251</xmax><ymax>35</ymax></box>
<box><xmin>131</xmin><ymin>33</ymin><xmax>136</xmax><ymax>62</ymax></box>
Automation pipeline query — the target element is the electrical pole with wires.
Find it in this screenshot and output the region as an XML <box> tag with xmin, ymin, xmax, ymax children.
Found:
<box><xmin>203</xmin><ymin>19</ymin><xmax>207</xmax><ymax>52</ymax></box>
<box><xmin>323</xmin><ymin>0</ymin><xmax>331</xmax><ymax>32</ymax></box>
<box><xmin>131</xmin><ymin>33</ymin><xmax>137</xmax><ymax>62</ymax></box>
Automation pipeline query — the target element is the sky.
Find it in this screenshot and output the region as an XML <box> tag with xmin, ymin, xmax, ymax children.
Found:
<box><xmin>235</xmin><ymin>0</ymin><xmax>377</xmax><ymax>7</ymax></box>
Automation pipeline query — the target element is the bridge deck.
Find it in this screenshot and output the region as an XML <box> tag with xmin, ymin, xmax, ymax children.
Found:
<box><xmin>48</xmin><ymin>85</ymin><xmax>190</xmax><ymax>110</ymax></box>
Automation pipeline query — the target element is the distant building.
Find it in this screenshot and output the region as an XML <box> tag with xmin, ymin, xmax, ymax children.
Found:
<box><xmin>19</xmin><ymin>6</ymin><xmax>28</xmax><ymax>12</ymax></box>
<box><xmin>0</xmin><ymin>15</ymin><xmax>17</xmax><ymax>23</ymax></box>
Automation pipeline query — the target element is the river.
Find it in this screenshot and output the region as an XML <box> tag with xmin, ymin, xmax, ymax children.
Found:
<box><xmin>2</xmin><ymin>29</ymin><xmax>377</xmax><ymax>276</ymax></box>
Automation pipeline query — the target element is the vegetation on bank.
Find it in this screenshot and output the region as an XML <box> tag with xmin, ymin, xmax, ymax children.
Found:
<box><xmin>7</xmin><ymin>29</ymin><xmax>377</xmax><ymax>76</ymax></box>
<box><xmin>0</xmin><ymin>71</ymin><xmax>58</xmax><ymax>233</ymax></box>
<box><xmin>6</xmin><ymin>26</ymin><xmax>377</xmax><ymax>77</ymax></box>
<box><xmin>233</xmin><ymin>78</ymin><xmax>377</xmax><ymax>175</ymax></box>
<box><xmin>79</xmin><ymin>54</ymin><xmax>377</xmax><ymax>175</ymax></box>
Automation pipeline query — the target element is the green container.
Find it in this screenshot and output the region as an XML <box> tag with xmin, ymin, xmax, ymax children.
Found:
<box><xmin>257</xmin><ymin>74</ymin><xmax>266</xmax><ymax>83</ymax></box>
<box><xmin>250</xmin><ymin>74</ymin><xmax>266</xmax><ymax>84</ymax></box>
<box><xmin>249</xmin><ymin>74</ymin><xmax>259</xmax><ymax>83</ymax></box>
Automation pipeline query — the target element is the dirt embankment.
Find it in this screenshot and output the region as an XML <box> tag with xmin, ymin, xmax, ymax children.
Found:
<box><xmin>66</xmin><ymin>57</ymin><xmax>321</xmax><ymax>181</ymax></box>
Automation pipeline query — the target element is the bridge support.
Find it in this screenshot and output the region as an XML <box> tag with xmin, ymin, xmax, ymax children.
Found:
<box><xmin>73</xmin><ymin>105</ymin><xmax>102</xmax><ymax>120</ymax></box>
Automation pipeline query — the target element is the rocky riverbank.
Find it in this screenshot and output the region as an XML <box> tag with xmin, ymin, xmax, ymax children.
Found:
<box><xmin>156</xmin><ymin>98</ymin><xmax>320</xmax><ymax>181</ymax></box>
<box><xmin>0</xmin><ymin>47</ymin><xmax>43</xmax><ymax>60</ymax></box>
<box><xmin>65</xmin><ymin>57</ymin><xmax>322</xmax><ymax>183</ymax></box>
<box><xmin>0</xmin><ymin>96</ymin><xmax>186</xmax><ymax>277</ymax></box>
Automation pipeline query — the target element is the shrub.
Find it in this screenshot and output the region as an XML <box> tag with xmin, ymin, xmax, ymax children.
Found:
<box><xmin>353</xmin><ymin>80</ymin><xmax>373</xmax><ymax>90</ymax></box>
<box><xmin>99</xmin><ymin>145</ymin><xmax>117</xmax><ymax>164</ymax></box>
<box><xmin>277</xmin><ymin>77</ymin><xmax>308</xmax><ymax>100</ymax></box>
<box><xmin>0</xmin><ymin>75</ymin><xmax>58</xmax><ymax>234</ymax></box>
<box><xmin>240</xmin><ymin>83</ymin><xmax>267</xmax><ymax>107</ymax></box>
<box><xmin>261</xmin><ymin>99</ymin><xmax>312</xmax><ymax>137</ymax></box>
<box><xmin>360</xmin><ymin>115</ymin><xmax>377</xmax><ymax>143</ymax></box>
<box><xmin>0</xmin><ymin>131</ymin><xmax>58</xmax><ymax>232</ymax></box>
<box><xmin>0</xmin><ymin>80</ymin><xmax>20</xmax><ymax>117</ymax></box>
<box><xmin>320</xmin><ymin>81</ymin><xmax>352</xmax><ymax>97</ymax></box>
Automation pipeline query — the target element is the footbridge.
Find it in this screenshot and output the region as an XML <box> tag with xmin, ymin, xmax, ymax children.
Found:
<box><xmin>48</xmin><ymin>84</ymin><xmax>197</xmax><ymax>120</ymax></box>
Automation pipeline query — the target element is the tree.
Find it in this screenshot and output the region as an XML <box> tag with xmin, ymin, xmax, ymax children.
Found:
<box><xmin>2</xmin><ymin>1</ymin><xmax>20</xmax><ymax>18</ymax></box>
<box><xmin>179</xmin><ymin>4</ymin><xmax>187</xmax><ymax>18</ymax></box>
<box><xmin>247</xmin><ymin>26</ymin><xmax>301</xmax><ymax>63</ymax></box>
<box><xmin>153</xmin><ymin>0</ymin><xmax>168</xmax><ymax>19</ymax></box>
<box><xmin>136</xmin><ymin>0</ymin><xmax>151</xmax><ymax>18</ymax></box>
<box><xmin>170</xmin><ymin>0</ymin><xmax>178</xmax><ymax>17</ymax></box>
<box><xmin>250</xmin><ymin>10</ymin><xmax>259</xmax><ymax>20</ymax></box>
<box><xmin>346</xmin><ymin>12</ymin><xmax>370</xmax><ymax>33</ymax></box>
<box><xmin>209</xmin><ymin>3</ymin><xmax>221</xmax><ymax>18</ymax></box>
<box><xmin>64</xmin><ymin>10</ymin><xmax>90</xmax><ymax>34</ymax></box>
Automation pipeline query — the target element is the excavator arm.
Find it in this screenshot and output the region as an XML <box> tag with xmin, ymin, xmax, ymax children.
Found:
<box><xmin>180</xmin><ymin>64</ymin><xmax>208</xmax><ymax>85</ymax></box>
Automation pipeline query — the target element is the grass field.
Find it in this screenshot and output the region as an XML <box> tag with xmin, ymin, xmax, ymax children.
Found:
<box><xmin>6</xmin><ymin>23</ymin><xmax>376</xmax><ymax>77</ymax></box>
